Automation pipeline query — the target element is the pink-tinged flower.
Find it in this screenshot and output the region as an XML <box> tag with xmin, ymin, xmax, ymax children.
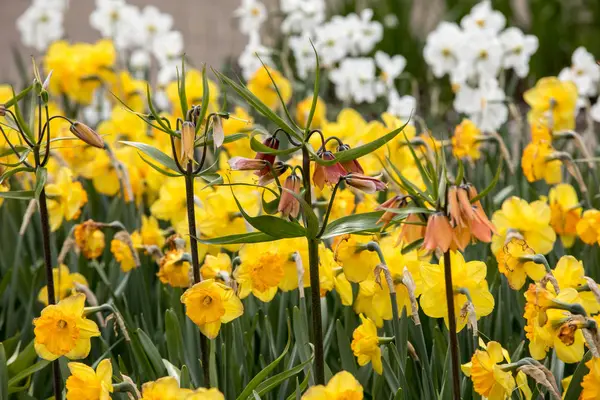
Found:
<box><xmin>254</xmin><ymin>136</ymin><xmax>280</xmax><ymax>177</ymax></box>
<box><xmin>376</xmin><ymin>195</ymin><xmax>408</xmax><ymax>225</ymax></box>
<box><xmin>312</xmin><ymin>151</ymin><xmax>347</xmax><ymax>189</ymax></box>
<box><xmin>458</xmin><ymin>185</ymin><xmax>495</xmax><ymax>243</ymax></box>
<box><xmin>258</xmin><ymin>161</ymin><xmax>288</xmax><ymax>186</ymax></box>
<box><xmin>337</xmin><ymin>144</ymin><xmax>364</xmax><ymax>174</ymax></box>
<box><xmin>345</xmin><ymin>174</ymin><xmax>387</xmax><ymax>194</ymax></box>
<box><xmin>278</xmin><ymin>174</ymin><xmax>302</xmax><ymax>218</ymax></box>
<box><xmin>423</xmin><ymin>213</ymin><xmax>453</xmax><ymax>252</ymax></box>
<box><xmin>397</xmin><ymin>213</ymin><xmax>426</xmax><ymax>246</ymax></box>
<box><xmin>228</xmin><ymin>157</ymin><xmax>268</xmax><ymax>171</ymax></box>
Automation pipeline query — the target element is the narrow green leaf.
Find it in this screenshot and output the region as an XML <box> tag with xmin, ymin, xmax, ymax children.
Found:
<box><xmin>136</xmin><ymin>329</ymin><xmax>167</xmax><ymax>378</ymax></box>
<box><xmin>197</xmin><ymin>64</ymin><xmax>210</xmax><ymax>133</ymax></box>
<box><xmin>120</xmin><ymin>141</ymin><xmax>180</xmax><ymax>173</ymax></box>
<box><xmin>7</xmin><ymin>360</ymin><xmax>50</xmax><ymax>388</ymax></box>
<box><xmin>256</xmin><ymin>58</ymin><xmax>299</xmax><ymax>131</ymax></box>
<box><xmin>286</xmin><ymin>372</ymin><xmax>311</xmax><ymax>400</ymax></box>
<box><xmin>165</xmin><ymin>310</ymin><xmax>185</xmax><ymax>366</ymax></box>
<box><xmin>303</xmin><ymin>41</ymin><xmax>321</xmax><ymax>133</ymax></box>
<box><xmin>254</xmin><ymin>353</ymin><xmax>314</xmax><ymax>397</ymax></box>
<box><xmin>0</xmin><ymin>190</ymin><xmax>34</xmax><ymax>200</ymax></box>
<box><xmin>179</xmin><ymin>59</ymin><xmax>189</xmax><ymax>118</ymax></box>
<box><xmin>400</xmin><ymin>238</ymin><xmax>424</xmax><ymax>255</ymax></box>
<box><xmin>564</xmin><ymin>351</ymin><xmax>592</xmax><ymax>400</ymax></box>
<box><xmin>470</xmin><ymin>159</ymin><xmax>502</xmax><ymax>203</ymax></box>
<box><xmin>196</xmin><ymin>232</ymin><xmax>277</xmax><ymax>245</ymax></box>
<box><xmin>336</xmin><ymin>320</ymin><xmax>357</xmax><ymax>375</ymax></box>
<box><xmin>4</xmin><ymin>85</ymin><xmax>32</xmax><ymax>108</ymax></box>
<box><xmin>34</xmin><ymin>167</ymin><xmax>47</xmax><ymax>199</ymax></box>
<box><xmin>0</xmin><ymin>344</ymin><xmax>8</xmax><ymax>400</ymax></box>
<box><xmin>138</xmin><ymin>153</ymin><xmax>182</xmax><ymax>177</ymax></box>
<box><xmin>250</xmin><ymin>133</ymin><xmax>299</xmax><ymax>156</ymax></box>
<box><xmin>146</xmin><ymin>84</ymin><xmax>172</xmax><ymax>132</ymax></box>
<box><xmin>320</xmin><ymin>211</ymin><xmax>384</xmax><ymax>239</ymax></box>
<box><xmin>0</xmin><ymin>167</ymin><xmax>33</xmax><ymax>185</ymax></box>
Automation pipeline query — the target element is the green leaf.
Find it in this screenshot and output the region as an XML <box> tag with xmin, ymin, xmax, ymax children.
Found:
<box><xmin>0</xmin><ymin>190</ymin><xmax>34</xmax><ymax>200</ymax></box>
<box><xmin>196</xmin><ymin>232</ymin><xmax>277</xmax><ymax>245</ymax></box>
<box><xmin>564</xmin><ymin>351</ymin><xmax>592</xmax><ymax>400</ymax></box>
<box><xmin>34</xmin><ymin>167</ymin><xmax>47</xmax><ymax>199</ymax></box>
<box><xmin>4</xmin><ymin>85</ymin><xmax>32</xmax><ymax>108</ymax></box>
<box><xmin>230</xmin><ymin>188</ymin><xmax>306</xmax><ymax>239</ymax></box>
<box><xmin>336</xmin><ymin>320</ymin><xmax>357</xmax><ymax>375</ymax></box>
<box><xmin>303</xmin><ymin>41</ymin><xmax>321</xmax><ymax>133</ymax></box>
<box><xmin>213</xmin><ymin>69</ymin><xmax>302</xmax><ymax>142</ymax></box>
<box><xmin>135</xmin><ymin>329</ymin><xmax>168</xmax><ymax>378</ymax></box>
<box><xmin>253</xmin><ymin>353</ymin><xmax>314</xmax><ymax>398</ymax></box>
<box><xmin>197</xmin><ymin>64</ymin><xmax>210</xmax><ymax>133</ymax></box>
<box><xmin>180</xmin><ymin>365</ymin><xmax>191</xmax><ymax>389</ymax></box>
<box><xmin>138</xmin><ymin>153</ymin><xmax>182</xmax><ymax>177</ymax></box>
<box><xmin>178</xmin><ymin>59</ymin><xmax>189</xmax><ymax>118</ymax></box>
<box><xmin>165</xmin><ymin>310</ymin><xmax>185</xmax><ymax>366</ymax></box>
<box><xmin>120</xmin><ymin>141</ymin><xmax>180</xmax><ymax>173</ymax></box>
<box><xmin>250</xmin><ymin>133</ymin><xmax>299</xmax><ymax>156</ymax></box>
<box><xmin>7</xmin><ymin>360</ymin><xmax>50</xmax><ymax>388</ymax></box>
<box><xmin>0</xmin><ymin>344</ymin><xmax>8</xmax><ymax>400</ymax></box>
<box><xmin>0</xmin><ymin>167</ymin><xmax>34</xmax><ymax>185</ymax></box>
<box><xmin>312</xmin><ymin>120</ymin><xmax>409</xmax><ymax>166</ymax></box>
<box><xmin>236</xmin><ymin>318</ymin><xmax>292</xmax><ymax>400</ymax></box>
<box><xmin>320</xmin><ymin>211</ymin><xmax>384</xmax><ymax>239</ymax></box>
<box><xmin>256</xmin><ymin>59</ymin><xmax>299</xmax><ymax>132</ymax></box>
<box><xmin>470</xmin><ymin>159</ymin><xmax>503</xmax><ymax>203</ymax></box>
<box><xmin>286</xmin><ymin>372</ymin><xmax>311</xmax><ymax>400</ymax></box>
<box><xmin>145</xmin><ymin>84</ymin><xmax>172</xmax><ymax>133</ymax></box>
<box><xmin>400</xmin><ymin>238</ymin><xmax>424</xmax><ymax>255</ymax></box>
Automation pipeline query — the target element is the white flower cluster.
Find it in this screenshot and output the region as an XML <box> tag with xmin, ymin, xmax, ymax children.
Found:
<box><xmin>424</xmin><ymin>0</ymin><xmax>538</xmax><ymax>132</ymax></box>
<box><xmin>234</xmin><ymin>0</ymin><xmax>272</xmax><ymax>80</ymax></box>
<box><xmin>89</xmin><ymin>0</ymin><xmax>180</xmax><ymax>84</ymax></box>
<box><xmin>17</xmin><ymin>0</ymin><xmax>68</xmax><ymax>52</ymax></box>
<box><xmin>558</xmin><ymin>47</ymin><xmax>600</xmax><ymax>122</ymax></box>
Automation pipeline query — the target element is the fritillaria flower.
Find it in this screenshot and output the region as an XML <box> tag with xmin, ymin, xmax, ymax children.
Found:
<box><xmin>312</xmin><ymin>151</ymin><xmax>347</xmax><ymax>189</ymax></box>
<box><xmin>423</xmin><ymin>213</ymin><xmax>453</xmax><ymax>253</ymax></box>
<box><xmin>337</xmin><ymin>144</ymin><xmax>364</xmax><ymax>174</ymax></box>
<box><xmin>345</xmin><ymin>173</ymin><xmax>386</xmax><ymax>194</ymax></box>
<box><xmin>278</xmin><ymin>174</ymin><xmax>302</xmax><ymax>218</ymax></box>
<box><xmin>228</xmin><ymin>157</ymin><xmax>268</xmax><ymax>171</ymax></box>
<box><xmin>254</xmin><ymin>136</ymin><xmax>279</xmax><ymax>176</ymax></box>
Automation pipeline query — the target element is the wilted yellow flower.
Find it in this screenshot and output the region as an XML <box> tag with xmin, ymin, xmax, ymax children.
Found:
<box><xmin>452</xmin><ymin>119</ymin><xmax>481</xmax><ymax>160</ymax></box>
<box><xmin>548</xmin><ymin>184</ymin><xmax>582</xmax><ymax>248</ymax></box>
<box><xmin>496</xmin><ymin>238</ymin><xmax>545</xmax><ymax>290</ymax></box>
<box><xmin>235</xmin><ymin>242</ymin><xmax>286</xmax><ymax>302</ymax></box>
<box><xmin>302</xmin><ymin>371</ymin><xmax>363</xmax><ymax>400</ymax></box>
<box><xmin>74</xmin><ymin>220</ymin><xmax>106</xmax><ymax>259</ymax></box>
<box><xmin>351</xmin><ymin>314</ymin><xmax>382</xmax><ymax>374</ymax></box>
<box><xmin>181</xmin><ymin>279</ymin><xmax>243</xmax><ymax>339</ymax></box>
<box><xmin>334</xmin><ymin>235</ymin><xmax>379</xmax><ymax>283</ymax></box>
<box><xmin>66</xmin><ymin>359</ymin><xmax>113</xmax><ymax>400</ymax></box>
<box><xmin>296</xmin><ymin>96</ymin><xmax>327</xmax><ymax>128</ymax></box>
<box><xmin>186</xmin><ymin>388</ymin><xmax>225</xmax><ymax>400</ymax></box>
<box><xmin>34</xmin><ymin>293</ymin><xmax>100</xmax><ymax>360</ymax></box>
<box><xmin>140</xmin><ymin>377</ymin><xmax>192</xmax><ymax>400</ymax></box>
<box><xmin>46</xmin><ymin>167</ymin><xmax>88</xmax><ymax>231</ymax></box>
<box><xmin>110</xmin><ymin>234</ymin><xmax>141</xmax><ymax>273</ymax></box>
<box><xmin>521</xmin><ymin>140</ymin><xmax>561</xmax><ymax>184</ymax></box>
<box><xmin>524</xmin><ymin>77</ymin><xmax>578</xmax><ymax>131</ymax></box>
<box><xmin>581</xmin><ymin>357</ymin><xmax>600</xmax><ymax>400</ymax></box>
<box><xmin>247</xmin><ymin>66</ymin><xmax>292</xmax><ymax>111</ymax></box>
<box><xmin>420</xmin><ymin>251</ymin><xmax>494</xmax><ymax>332</ymax></box>
<box><xmin>201</xmin><ymin>253</ymin><xmax>232</xmax><ymax>281</ymax></box>
<box><xmin>38</xmin><ymin>265</ymin><xmax>88</xmax><ymax>305</ymax></box>
<box><xmin>491</xmin><ymin>197</ymin><xmax>556</xmax><ymax>257</ymax></box>
<box><xmin>158</xmin><ymin>249</ymin><xmax>191</xmax><ymax>288</ymax></box>
<box><xmin>461</xmin><ymin>341</ymin><xmax>515</xmax><ymax>400</ymax></box>
<box><xmin>577</xmin><ymin>209</ymin><xmax>600</xmax><ymax>245</ymax></box>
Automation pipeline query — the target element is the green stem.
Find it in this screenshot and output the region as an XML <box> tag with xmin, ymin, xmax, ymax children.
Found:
<box><xmin>113</xmin><ymin>382</ymin><xmax>140</xmax><ymax>399</ymax></box>
<box><xmin>301</xmin><ymin>145</ymin><xmax>325</xmax><ymax>385</ymax></box>
<box><xmin>316</xmin><ymin>178</ymin><xmax>343</xmax><ymax>238</ymax></box>
<box><xmin>443</xmin><ymin>251</ymin><xmax>461</xmax><ymax>400</ymax></box>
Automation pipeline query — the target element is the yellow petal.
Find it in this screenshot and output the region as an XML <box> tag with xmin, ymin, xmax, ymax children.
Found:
<box><xmin>34</xmin><ymin>342</ymin><xmax>59</xmax><ymax>361</ymax></box>
<box><xmin>200</xmin><ymin>320</ymin><xmax>222</xmax><ymax>339</ymax></box>
<box><xmin>65</xmin><ymin>337</ymin><xmax>92</xmax><ymax>360</ymax></box>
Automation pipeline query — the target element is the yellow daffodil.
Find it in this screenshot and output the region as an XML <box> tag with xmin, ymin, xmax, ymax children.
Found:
<box><xmin>296</xmin><ymin>96</ymin><xmax>327</xmax><ymax>128</ymax></box>
<box><xmin>548</xmin><ymin>184</ymin><xmax>582</xmax><ymax>247</ymax></box>
<box><xmin>66</xmin><ymin>359</ymin><xmax>113</xmax><ymax>400</ymax></box>
<box><xmin>139</xmin><ymin>215</ymin><xmax>165</xmax><ymax>248</ymax></box>
<box><xmin>110</xmin><ymin>234</ymin><xmax>141</xmax><ymax>273</ymax></box>
<box><xmin>140</xmin><ymin>377</ymin><xmax>192</xmax><ymax>400</ymax></box>
<box><xmin>201</xmin><ymin>253</ymin><xmax>232</xmax><ymax>281</ymax></box>
<box><xmin>491</xmin><ymin>197</ymin><xmax>556</xmax><ymax>257</ymax></box>
<box><xmin>577</xmin><ymin>209</ymin><xmax>600</xmax><ymax>245</ymax></box>
<box><xmin>334</xmin><ymin>234</ymin><xmax>379</xmax><ymax>283</ymax></box>
<box><xmin>222</xmin><ymin>107</ymin><xmax>254</xmax><ymax>158</ymax></box>
<box><xmin>420</xmin><ymin>251</ymin><xmax>494</xmax><ymax>332</ymax></box>
<box><xmin>247</xmin><ymin>66</ymin><xmax>292</xmax><ymax>111</ymax></box>
<box><xmin>33</xmin><ymin>293</ymin><xmax>100</xmax><ymax>360</ymax></box>
<box><xmin>334</xmin><ymin>272</ymin><xmax>353</xmax><ymax>306</ymax></box>
<box><xmin>461</xmin><ymin>341</ymin><xmax>515</xmax><ymax>400</ymax></box>
<box><xmin>181</xmin><ymin>279</ymin><xmax>244</xmax><ymax>339</ymax></box>
<box><xmin>531</xmin><ymin>121</ymin><xmax>552</xmax><ymax>143</ymax></box>
<box><xmin>38</xmin><ymin>265</ymin><xmax>88</xmax><ymax>305</ymax></box>
<box><xmin>74</xmin><ymin>220</ymin><xmax>106</xmax><ymax>259</ymax></box>
<box><xmin>551</xmin><ymin>256</ymin><xmax>599</xmax><ymax>315</ymax></box>
<box><xmin>151</xmin><ymin>178</ymin><xmax>191</xmax><ymax>226</ymax></box>
<box><xmin>496</xmin><ymin>238</ymin><xmax>545</xmax><ymax>290</ymax></box>
<box><xmin>186</xmin><ymin>388</ymin><xmax>225</xmax><ymax>400</ymax></box>
<box><xmin>158</xmin><ymin>248</ymin><xmax>192</xmax><ymax>288</ymax></box>
<box><xmin>46</xmin><ymin>167</ymin><xmax>88</xmax><ymax>231</ymax></box>
<box><xmin>111</xmin><ymin>71</ymin><xmax>145</xmax><ymax>112</ymax></box>
<box><xmin>235</xmin><ymin>242</ymin><xmax>286</xmax><ymax>302</ymax></box>
<box><xmin>581</xmin><ymin>357</ymin><xmax>600</xmax><ymax>400</ymax></box>
<box><xmin>166</xmin><ymin>69</ymin><xmax>220</xmax><ymax>117</ymax></box>
<box><xmin>452</xmin><ymin>119</ymin><xmax>482</xmax><ymax>160</ymax></box>
<box><xmin>301</xmin><ymin>371</ymin><xmax>363</xmax><ymax>400</ymax></box>
<box><xmin>524</xmin><ymin>77</ymin><xmax>578</xmax><ymax>131</ymax></box>
<box><xmin>521</xmin><ymin>140</ymin><xmax>562</xmax><ymax>184</ymax></box>
<box><xmin>77</xmin><ymin>148</ymin><xmax>122</xmax><ymax>198</ymax></box>
<box><xmin>351</xmin><ymin>314</ymin><xmax>382</xmax><ymax>374</ymax></box>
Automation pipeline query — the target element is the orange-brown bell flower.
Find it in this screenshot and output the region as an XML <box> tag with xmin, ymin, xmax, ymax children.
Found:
<box><xmin>278</xmin><ymin>174</ymin><xmax>301</xmax><ymax>218</ymax></box>
<box><xmin>423</xmin><ymin>213</ymin><xmax>453</xmax><ymax>252</ymax></box>
<box><xmin>312</xmin><ymin>151</ymin><xmax>347</xmax><ymax>189</ymax></box>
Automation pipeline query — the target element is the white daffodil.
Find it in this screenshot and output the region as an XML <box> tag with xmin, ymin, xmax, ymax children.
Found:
<box><xmin>17</xmin><ymin>3</ymin><xmax>64</xmax><ymax>51</ymax></box>
<box><xmin>499</xmin><ymin>27</ymin><xmax>538</xmax><ymax>78</ymax></box>
<box><xmin>454</xmin><ymin>77</ymin><xmax>507</xmax><ymax>132</ymax></box>
<box><xmin>387</xmin><ymin>91</ymin><xmax>416</xmax><ymax>123</ymax></box>
<box><xmin>558</xmin><ymin>47</ymin><xmax>600</xmax><ymax>98</ymax></box>
<box><xmin>90</xmin><ymin>0</ymin><xmax>136</xmax><ymax>40</ymax></box>
<box><xmin>347</xmin><ymin>9</ymin><xmax>384</xmax><ymax>56</ymax></box>
<box><xmin>289</xmin><ymin>34</ymin><xmax>318</xmax><ymax>79</ymax></box>
<box><xmin>238</xmin><ymin>33</ymin><xmax>273</xmax><ymax>80</ymax></box>
<box><xmin>329</xmin><ymin>58</ymin><xmax>385</xmax><ymax>104</ymax></box>
<box><xmin>375</xmin><ymin>51</ymin><xmax>406</xmax><ymax>88</ymax></box>
<box><xmin>136</xmin><ymin>5</ymin><xmax>174</xmax><ymax>48</ymax></box>
<box><xmin>460</xmin><ymin>0</ymin><xmax>506</xmax><ymax>35</ymax></box>
<box><xmin>314</xmin><ymin>22</ymin><xmax>350</xmax><ymax>67</ymax></box>
<box><xmin>235</xmin><ymin>0</ymin><xmax>267</xmax><ymax>35</ymax></box>
<box><xmin>130</xmin><ymin>49</ymin><xmax>151</xmax><ymax>73</ymax></box>
<box><xmin>423</xmin><ymin>22</ymin><xmax>465</xmax><ymax>78</ymax></box>
<box><xmin>152</xmin><ymin>30</ymin><xmax>184</xmax><ymax>67</ymax></box>
<box><xmin>280</xmin><ymin>0</ymin><xmax>325</xmax><ymax>34</ymax></box>
<box><xmin>463</xmin><ymin>31</ymin><xmax>503</xmax><ymax>79</ymax></box>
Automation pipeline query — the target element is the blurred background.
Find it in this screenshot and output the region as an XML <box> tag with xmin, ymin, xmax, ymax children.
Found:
<box><xmin>1</xmin><ymin>0</ymin><xmax>599</xmax><ymax>83</ymax></box>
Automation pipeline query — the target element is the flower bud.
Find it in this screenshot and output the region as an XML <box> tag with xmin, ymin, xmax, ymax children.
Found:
<box><xmin>180</xmin><ymin>121</ymin><xmax>196</xmax><ymax>167</ymax></box>
<box><xmin>228</xmin><ymin>157</ymin><xmax>268</xmax><ymax>171</ymax></box>
<box><xmin>70</xmin><ymin>121</ymin><xmax>105</xmax><ymax>149</ymax></box>
<box><xmin>212</xmin><ymin>116</ymin><xmax>224</xmax><ymax>150</ymax></box>
<box><xmin>376</xmin><ymin>195</ymin><xmax>407</xmax><ymax>225</ymax></box>
<box><xmin>345</xmin><ymin>173</ymin><xmax>387</xmax><ymax>194</ymax></box>
<box><xmin>254</xmin><ymin>136</ymin><xmax>279</xmax><ymax>177</ymax></box>
<box><xmin>258</xmin><ymin>161</ymin><xmax>288</xmax><ymax>186</ymax></box>
<box><xmin>278</xmin><ymin>174</ymin><xmax>302</xmax><ymax>218</ymax></box>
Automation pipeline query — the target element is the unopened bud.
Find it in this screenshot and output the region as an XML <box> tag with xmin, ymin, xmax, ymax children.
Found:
<box><xmin>42</xmin><ymin>70</ymin><xmax>53</xmax><ymax>90</ymax></box>
<box><xmin>212</xmin><ymin>116</ymin><xmax>224</xmax><ymax>150</ymax></box>
<box><xmin>180</xmin><ymin>121</ymin><xmax>196</xmax><ymax>167</ymax></box>
<box><xmin>70</xmin><ymin>121</ymin><xmax>105</xmax><ymax>149</ymax></box>
<box><xmin>0</xmin><ymin>105</ymin><xmax>6</xmax><ymax>117</ymax></box>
